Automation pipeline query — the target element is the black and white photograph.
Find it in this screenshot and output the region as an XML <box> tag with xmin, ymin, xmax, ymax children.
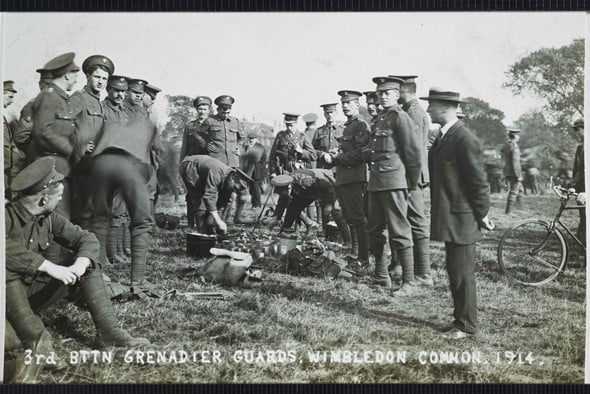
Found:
<box><xmin>0</xmin><ymin>12</ymin><xmax>586</xmax><ymax>384</ymax></box>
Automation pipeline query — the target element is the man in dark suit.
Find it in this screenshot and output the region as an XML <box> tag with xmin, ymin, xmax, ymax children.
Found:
<box><xmin>571</xmin><ymin>118</ymin><xmax>585</xmax><ymax>251</ymax></box>
<box><xmin>421</xmin><ymin>88</ymin><xmax>494</xmax><ymax>339</ymax></box>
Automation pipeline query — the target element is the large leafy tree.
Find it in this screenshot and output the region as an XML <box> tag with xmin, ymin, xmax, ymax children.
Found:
<box><xmin>503</xmin><ymin>38</ymin><xmax>584</xmax><ymax>132</ymax></box>
<box><xmin>461</xmin><ymin>97</ymin><xmax>507</xmax><ymax>147</ymax></box>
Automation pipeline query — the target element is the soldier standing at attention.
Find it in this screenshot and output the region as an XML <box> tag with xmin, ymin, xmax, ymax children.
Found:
<box><xmin>312</xmin><ymin>103</ymin><xmax>343</xmax><ymax>170</ymax></box>
<box><xmin>180</xmin><ymin>95</ymin><xmax>212</xmax><ymax>227</ymax></box>
<box><xmin>207</xmin><ymin>95</ymin><xmax>245</xmax><ymax>223</ymax></box>
<box><xmin>326</xmin><ymin>90</ymin><xmax>368</xmax><ymax>270</ymax></box>
<box><xmin>366</xmin><ymin>76</ymin><xmax>421</xmax><ymax>294</ymax></box>
<box><xmin>4</xmin><ymin>80</ymin><xmax>26</xmax><ymax>198</ymax></box>
<box><xmin>502</xmin><ymin>128</ymin><xmax>522</xmax><ymax>214</ymax></box>
<box><xmin>268</xmin><ymin>113</ymin><xmax>317</xmax><ymax>227</ymax></box>
<box><xmin>122</xmin><ymin>78</ymin><xmax>149</xmax><ymax>120</ymax></box>
<box><xmin>391</xmin><ymin>75</ymin><xmax>433</xmax><ymax>286</ymax></box>
<box><xmin>422</xmin><ymin>88</ymin><xmax>493</xmax><ymax>339</ymax></box>
<box><xmin>69</xmin><ymin>55</ymin><xmax>114</xmax><ymax>166</ymax></box>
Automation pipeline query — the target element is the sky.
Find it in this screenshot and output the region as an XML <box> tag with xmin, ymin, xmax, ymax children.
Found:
<box><xmin>1</xmin><ymin>12</ymin><xmax>585</xmax><ymax>129</ymax></box>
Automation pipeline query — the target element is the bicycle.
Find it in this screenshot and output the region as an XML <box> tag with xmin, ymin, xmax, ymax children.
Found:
<box><xmin>497</xmin><ymin>185</ymin><xmax>586</xmax><ymax>286</ymax></box>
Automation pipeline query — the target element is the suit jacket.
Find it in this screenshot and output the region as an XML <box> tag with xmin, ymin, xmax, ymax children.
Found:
<box><xmin>572</xmin><ymin>144</ymin><xmax>584</xmax><ymax>192</ymax></box>
<box><xmin>429</xmin><ymin>121</ymin><xmax>490</xmax><ymax>244</ymax></box>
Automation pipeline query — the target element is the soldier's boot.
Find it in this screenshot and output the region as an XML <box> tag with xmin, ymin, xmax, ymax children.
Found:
<box><xmin>78</xmin><ymin>269</ymin><xmax>150</xmax><ymax>348</ymax></box>
<box><xmin>413</xmin><ymin>238</ymin><xmax>433</xmax><ymax>287</ymax></box>
<box><xmin>356</xmin><ymin>223</ymin><xmax>369</xmax><ymax>265</ymax></box>
<box><xmin>123</xmin><ymin>225</ymin><xmax>131</xmax><ymax>256</ymax></box>
<box><xmin>130</xmin><ymin>232</ymin><xmax>152</xmax><ymax>290</ymax></box>
<box><xmin>393</xmin><ymin>247</ymin><xmax>418</xmax><ymax>296</ymax></box>
<box><xmin>333</xmin><ymin>210</ymin><xmax>351</xmax><ymax>245</ymax></box>
<box><xmin>370</xmin><ymin>243</ymin><xmax>392</xmax><ymax>288</ymax></box>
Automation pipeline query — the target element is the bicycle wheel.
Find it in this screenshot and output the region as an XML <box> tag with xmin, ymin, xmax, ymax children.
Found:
<box><xmin>497</xmin><ymin>219</ymin><xmax>568</xmax><ymax>286</ymax></box>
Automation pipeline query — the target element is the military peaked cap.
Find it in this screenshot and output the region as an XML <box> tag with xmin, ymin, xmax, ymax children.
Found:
<box><xmin>128</xmin><ymin>79</ymin><xmax>148</xmax><ymax>93</ymax></box>
<box><xmin>108</xmin><ymin>75</ymin><xmax>129</xmax><ymax>90</ymax></box>
<box><xmin>82</xmin><ymin>55</ymin><xmax>115</xmax><ymax>75</ymax></box>
<box><xmin>3</xmin><ymin>80</ymin><xmax>17</xmax><ymax>93</ymax></box>
<box><xmin>193</xmin><ymin>96</ymin><xmax>212</xmax><ymax>107</ymax></box>
<box><xmin>11</xmin><ymin>157</ymin><xmax>64</xmax><ymax>195</ymax></box>
<box><xmin>302</xmin><ymin>113</ymin><xmax>318</xmax><ymax>123</ymax></box>
<box><xmin>215</xmin><ymin>95</ymin><xmax>235</xmax><ymax>106</ymax></box>
<box><xmin>144</xmin><ymin>83</ymin><xmax>162</xmax><ymax>99</ymax></box>
<box><xmin>37</xmin><ymin>52</ymin><xmax>80</xmax><ymax>78</ymax></box>
<box><xmin>337</xmin><ymin>90</ymin><xmax>363</xmax><ymax>102</ymax></box>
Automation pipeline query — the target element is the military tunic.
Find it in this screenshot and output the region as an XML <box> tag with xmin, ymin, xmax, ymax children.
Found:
<box><xmin>121</xmin><ymin>99</ymin><xmax>148</xmax><ymax>122</ymax></box>
<box><xmin>29</xmin><ymin>83</ymin><xmax>76</xmax><ymax>177</ymax></box>
<box><xmin>206</xmin><ymin>114</ymin><xmax>244</xmax><ymax>167</ymax></box>
<box><xmin>179</xmin><ymin>155</ymin><xmax>234</xmax><ymax>213</ymax></box>
<box><xmin>502</xmin><ymin>139</ymin><xmax>522</xmax><ymax>207</ymax></box>
<box><xmin>180</xmin><ymin>118</ymin><xmax>210</xmax><ymax>160</ymax></box>
<box><xmin>4</xmin><ymin>115</ymin><xmax>27</xmax><ymax>194</ymax></box>
<box><xmin>269</xmin><ymin>129</ymin><xmax>316</xmax><ymax>174</ymax></box>
<box><xmin>5</xmin><ymin>201</ymin><xmax>99</xmax><ymax>283</ymax></box>
<box><xmin>69</xmin><ymin>86</ymin><xmax>104</xmax><ymax>165</ymax></box>
<box><xmin>312</xmin><ymin>122</ymin><xmax>344</xmax><ymax>169</ymax></box>
<box><xmin>403</xmin><ymin>98</ymin><xmax>430</xmax><ymax>185</ymax></box>
<box><xmin>366</xmin><ymin>105</ymin><xmax>421</xmax><ymax>251</ymax></box>
<box><xmin>102</xmin><ymin>99</ymin><xmax>129</xmax><ymax>125</ymax></box>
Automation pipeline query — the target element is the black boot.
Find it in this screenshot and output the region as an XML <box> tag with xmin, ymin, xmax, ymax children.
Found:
<box><xmin>414</xmin><ymin>237</ymin><xmax>433</xmax><ymax>286</ymax></box>
<box><xmin>78</xmin><ymin>269</ymin><xmax>150</xmax><ymax>348</ymax></box>
<box><xmin>355</xmin><ymin>223</ymin><xmax>369</xmax><ymax>263</ymax></box>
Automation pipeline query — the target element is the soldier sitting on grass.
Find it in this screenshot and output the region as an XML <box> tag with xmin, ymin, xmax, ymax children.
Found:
<box><xmin>5</xmin><ymin>158</ymin><xmax>149</xmax><ymax>382</ymax></box>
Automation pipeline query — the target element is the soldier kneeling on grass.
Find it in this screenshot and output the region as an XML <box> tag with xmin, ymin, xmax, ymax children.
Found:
<box><xmin>4</xmin><ymin>158</ymin><xmax>149</xmax><ymax>383</ymax></box>
<box><xmin>179</xmin><ymin>155</ymin><xmax>254</xmax><ymax>234</ymax></box>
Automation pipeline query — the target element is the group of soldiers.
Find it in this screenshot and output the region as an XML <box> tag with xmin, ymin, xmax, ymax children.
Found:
<box><xmin>3</xmin><ymin>49</ymin><xmax>583</xmax><ymax>382</ymax></box>
<box><xmin>176</xmin><ymin>74</ymin><xmax>494</xmax><ymax>341</ymax></box>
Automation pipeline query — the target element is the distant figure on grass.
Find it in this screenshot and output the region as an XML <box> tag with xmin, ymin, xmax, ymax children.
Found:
<box><xmin>502</xmin><ymin>128</ymin><xmax>523</xmax><ymax>214</ymax></box>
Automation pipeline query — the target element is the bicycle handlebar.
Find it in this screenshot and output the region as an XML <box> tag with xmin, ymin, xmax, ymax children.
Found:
<box><xmin>553</xmin><ymin>185</ymin><xmax>579</xmax><ymax>200</ymax></box>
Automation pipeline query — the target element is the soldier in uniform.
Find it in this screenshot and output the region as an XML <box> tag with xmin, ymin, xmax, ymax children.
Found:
<box><xmin>76</xmin><ymin>98</ymin><xmax>157</xmax><ymax>294</ymax></box>
<box><xmin>268</xmin><ymin>113</ymin><xmax>317</xmax><ymax>227</ymax></box>
<box><xmin>122</xmin><ymin>78</ymin><xmax>149</xmax><ymax>120</ymax></box>
<box><xmin>207</xmin><ymin>95</ymin><xmax>245</xmax><ymax>223</ymax></box>
<box><xmin>366</xmin><ymin>76</ymin><xmax>421</xmax><ymax>294</ymax></box>
<box><xmin>502</xmin><ymin>128</ymin><xmax>523</xmax><ymax>214</ymax></box>
<box><xmin>5</xmin><ymin>158</ymin><xmax>149</xmax><ymax>376</ymax></box>
<box><xmin>326</xmin><ymin>90</ymin><xmax>369</xmax><ymax>267</ymax></box>
<box><xmin>391</xmin><ymin>75</ymin><xmax>433</xmax><ymax>286</ymax></box>
<box><xmin>179</xmin><ymin>155</ymin><xmax>253</xmax><ymax>234</ymax></box>
<box><xmin>312</xmin><ymin>103</ymin><xmax>344</xmax><ymax>169</ymax></box>
<box><xmin>100</xmin><ymin>75</ymin><xmax>131</xmax><ymax>265</ymax></box>
<box><xmin>302</xmin><ymin>112</ymin><xmax>319</xmax><ymax>221</ymax></box>
<box><xmin>4</xmin><ymin>80</ymin><xmax>26</xmax><ymax>199</ymax></box>
<box><xmin>363</xmin><ymin>91</ymin><xmax>380</xmax><ymax>126</ymax></box>
<box><xmin>180</xmin><ymin>95</ymin><xmax>212</xmax><ymax>227</ymax></box>
<box><xmin>69</xmin><ymin>55</ymin><xmax>114</xmax><ymax>166</ymax></box>
<box><xmin>483</xmin><ymin>147</ymin><xmax>504</xmax><ymax>193</ymax></box>
<box><xmin>422</xmin><ymin>88</ymin><xmax>493</xmax><ymax>339</ymax></box>
<box><xmin>143</xmin><ymin>83</ymin><xmax>162</xmax><ymax>115</ymax></box>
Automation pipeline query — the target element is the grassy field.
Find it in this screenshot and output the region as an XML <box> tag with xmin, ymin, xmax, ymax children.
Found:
<box><xmin>32</xmin><ymin>188</ymin><xmax>586</xmax><ymax>383</ymax></box>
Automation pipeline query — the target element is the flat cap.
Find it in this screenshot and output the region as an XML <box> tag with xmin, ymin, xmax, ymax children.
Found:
<box><xmin>373</xmin><ymin>76</ymin><xmax>405</xmax><ymax>91</ymax></box>
<box><xmin>320</xmin><ymin>103</ymin><xmax>338</xmax><ymax>112</ymax></box>
<box><xmin>337</xmin><ymin>90</ymin><xmax>362</xmax><ymax>102</ymax></box>
<box><xmin>144</xmin><ymin>83</ymin><xmax>161</xmax><ymax>99</ymax></box>
<box><xmin>193</xmin><ymin>96</ymin><xmax>212</xmax><ymax>107</ymax></box>
<box><xmin>128</xmin><ymin>78</ymin><xmax>148</xmax><ymax>93</ymax></box>
<box><xmin>108</xmin><ymin>75</ymin><xmax>129</xmax><ymax>90</ymax></box>
<box><xmin>82</xmin><ymin>55</ymin><xmax>115</xmax><ymax>75</ymax></box>
<box><xmin>419</xmin><ymin>88</ymin><xmax>465</xmax><ymax>103</ymax></box>
<box><xmin>37</xmin><ymin>52</ymin><xmax>80</xmax><ymax>77</ymax></box>
<box><xmin>573</xmin><ymin>118</ymin><xmax>584</xmax><ymax>128</ymax></box>
<box><xmin>388</xmin><ymin>75</ymin><xmax>418</xmax><ymax>84</ymax></box>
<box><xmin>270</xmin><ymin>174</ymin><xmax>294</xmax><ymax>187</ymax></box>
<box><xmin>3</xmin><ymin>80</ymin><xmax>17</xmax><ymax>93</ymax></box>
<box><xmin>302</xmin><ymin>113</ymin><xmax>318</xmax><ymax>123</ymax></box>
<box><xmin>214</xmin><ymin>95</ymin><xmax>235</xmax><ymax>106</ymax></box>
<box><xmin>283</xmin><ymin>112</ymin><xmax>300</xmax><ymax>124</ymax></box>
<box><xmin>11</xmin><ymin>157</ymin><xmax>64</xmax><ymax>195</ymax></box>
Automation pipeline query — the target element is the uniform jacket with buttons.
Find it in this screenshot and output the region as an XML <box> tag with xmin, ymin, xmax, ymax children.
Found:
<box><xmin>502</xmin><ymin>139</ymin><xmax>522</xmax><ymax>178</ymax></box>
<box><xmin>312</xmin><ymin>122</ymin><xmax>344</xmax><ymax>169</ymax></box>
<box><xmin>69</xmin><ymin>86</ymin><xmax>104</xmax><ymax>165</ymax></box>
<box><xmin>121</xmin><ymin>99</ymin><xmax>148</xmax><ymax>122</ymax></box>
<box><xmin>366</xmin><ymin>105</ymin><xmax>421</xmax><ymax>192</ymax></box>
<box><xmin>102</xmin><ymin>99</ymin><xmax>129</xmax><ymax>125</ymax></box>
<box><xmin>269</xmin><ymin>129</ymin><xmax>316</xmax><ymax>174</ymax></box>
<box><xmin>180</xmin><ymin>118</ymin><xmax>210</xmax><ymax>160</ymax></box>
<box><xmin>205</xmin><ymin>114</ymin><xmax>244</xmax><ymax>167</ymax></box>
<box><xmin>29</xmin><ymin>83</ymin><xmax>77</xmax><ymax>176</ymax></box>
<box><xmin>333</xmin><ymin>115</ymin><xmax>370</xmax><ymax>185</ymax></box>
<box><xmin>403</xmin><ymin>98</ymin><xmax>431</xmax><ymax>185</ymax></box>
<box><xmin>429</xmin><ymin>121</ymin><xmax>490</xmax><ymax>244</ymax></box>
<box><xmin>5</xmin><ymin>201</ymin><xmax>99</xmax><ymax>282</ymax></box>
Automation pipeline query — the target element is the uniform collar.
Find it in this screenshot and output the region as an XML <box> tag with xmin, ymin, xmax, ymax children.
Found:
<box><xmin>46</xmin><ymin>83</ymin><xmax>68</xmax><ymax>100</ymax></box>
<box><xmin>104</xmin><ymin>99</ymin><xmax>121</xmax><ymax>111</ymax></box>
<box><xmin>9</xmin><ymin>201</ymin><xmax>46</xmax><ymax>225</ymax></box>
<box><xmin>344</xmin><ymin>115</ymin><xmax>359</xmax><ymax>125</ymax></box>
<box><xmin>83</xmin><ymin>85</ymin><xmax>101</xmax><ymax>100</ymax></box>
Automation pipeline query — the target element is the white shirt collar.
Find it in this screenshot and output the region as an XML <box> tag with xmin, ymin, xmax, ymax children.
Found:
<box><xmin>440</xmin><ymin>117</ymin><xmax>459</xmax><ymax>137</ymax></box>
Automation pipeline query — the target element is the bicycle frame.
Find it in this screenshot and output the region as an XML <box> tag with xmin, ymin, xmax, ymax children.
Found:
<box><xmin>548</xmin><ymin>193</ymin><xmax>586</xmax><ymax>252</ymax></box>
